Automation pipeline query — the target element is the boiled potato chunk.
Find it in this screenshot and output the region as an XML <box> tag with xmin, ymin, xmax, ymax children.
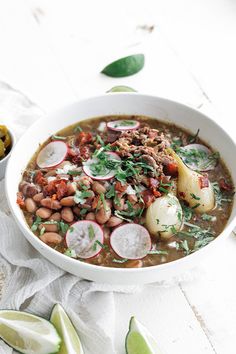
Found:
<box><xmin>146</xmin><ymin>194</ymin><xmax>183</xmax><ymax>239</ymax></box>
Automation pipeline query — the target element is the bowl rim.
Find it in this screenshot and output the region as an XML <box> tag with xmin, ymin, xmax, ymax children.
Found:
<box><xmin>5</xmin><ymin>93</ymin><xmax>236</xmax><ymax>275</ymax></box>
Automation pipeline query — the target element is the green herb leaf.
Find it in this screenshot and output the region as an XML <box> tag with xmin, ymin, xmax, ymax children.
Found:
<box><xmin>51</xmin><ymin>135</ymin><xmax>67</xmax><ymax>140</ymax></box>
<box><xmin>190</xmin><ymin>193</ymin><xmax>201</xmax><ymax>200</ymax></box>
<box><xmin>112</xmin><ymin>258</ymin><xmax>128</xmax><ymax>263</ymax></box>
<box><xmin>73</xmin><ymin>125</ymin><xmax>82</xmax><ymax>133</ymax></box>
<box><xmin>148</xmin><ymin>250</ymin><xmax>168</xmax><ymax>255</ymax></box>
<box><xmin>101</xmin><ymin>54</ymin><xmax>145</xmax><ymax>77</ymax></box>
<box><xmin>74</xmin><ymin>190</ymin><xmax>92</xmax><ymax>204</ymax></box>
<box><xmin>88</xmin><ymin>225</ymin><xmax>95</xmax><ymax>240</ymax></box>
<box><xmin>64</xmin><ymin>248</ymin><xmax>77</xmax><ymax>258</ymax></box>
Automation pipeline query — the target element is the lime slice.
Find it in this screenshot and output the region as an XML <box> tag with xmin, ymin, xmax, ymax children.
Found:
<box><xmin>50</xmin><ymin>304</ymin><xmax>84</xmax><ymax>354</ymax></box>
<box><xmin>101</xmin><ymin>54</ymin><xmax>145</xmax><ymax>77</ymax></box>
<box><xmin>107</xmin><ymin>85</ymin><xmax>137</xmax><ymax>93</ymax></box>
<box><xmin>126</xmin><ymin>317</ymin><xmax>164</xmax><ymax>354</ymax></box>
<box><xmin>0</xmin><ymin>310</ymin><xmax>61</xmax><ymax>354</ymax></box>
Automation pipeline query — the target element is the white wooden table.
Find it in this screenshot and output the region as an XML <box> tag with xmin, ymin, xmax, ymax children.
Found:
<box><xmin>0</xmin><ymin>0</ymin><xmax>236</xmax><ymax>353</ymax></box>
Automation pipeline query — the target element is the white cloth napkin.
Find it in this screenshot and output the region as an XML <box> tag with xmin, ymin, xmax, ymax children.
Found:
<box><xmin>0</xmin><ymin>82</ymin><xmax>142</xmax><ymax>354</ymax></box>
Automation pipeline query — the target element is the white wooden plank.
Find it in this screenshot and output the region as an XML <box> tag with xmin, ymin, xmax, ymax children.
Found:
<box><xmin>114</xmin><ymin>285</ymin><xmax>215</xmax><ymax>354</ymax></box>
<box><xmin>0</xmin><ymin>0</ymin><xmax>77</xmax><ymax>111</ymax></box>
<box><xmin>27</xmin><ymin>0</ymin><xmax>207</xmax><ymax>108</ymax></box>
<box><xmin>180</xmin><ymin>233</ymin><xmax>236</xmax><ymax>354</ymax></box>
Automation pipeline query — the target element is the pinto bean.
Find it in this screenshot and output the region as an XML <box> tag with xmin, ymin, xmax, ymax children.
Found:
<box><xmin>95</xmin><ymin>206</ymin><xmax>111</xmax><ymax>224</ymax></box>
<box><xmin>85</xmin><ymin>212</ymin><xmax>96</xmax><ymax>221</ymax></box>
<box><xmin>60</xmin><ymin>196</ymin><xmax>75</xmax><ymax>207</ymax></box>
<box><xmin>67</xmin><ymin>183</ymin><xmax>77</xmax><ymax>195</ymax></box>
<box><xmin>33</xmin><ymin>192</ymin><xmax>44</xmax><ymax>203</ymax></box>
<box><xmin>125</xmin><ymin>260</ymin><xmax>143</xmax><ymax>268</ymax></box>
<box><xmin>40</xmin><ymin>232</ymin><xmax>62</xmax><ymax>244</ymax></box>
<box><xmin>36</xmin><ymin>207</ymin><xmax>52</xmax><ymax>219</ymax></box>
<box><xmin>39</xmin><ymin>223</ymin><xmax>58</xmax><ymax>232</ymax></box>
<box><xmin>50</xmin><ymin>212</ymin><xmax>61</xmax><ymax>221</ymax></box>
<box><xmin>25</xmin><ymin>198</ymin><xmax>37</xmax><ymax>213</ymax></box>
<box><xmin>114</xmin><ymin>196</ymin><xmax>125</xmax><ymax>211</ymax></box>
<box><xmin>78</xmin><ymin>176</ymin><xmax>92</xmax><ymax>188</ymax></box>
<box><xmin>61</xmin><ymin>207</ymin><xmax>74</xmax><ymax>223</ymax></box>
<box><xmin>20</xmin><ymin>182</ymin><xmax>40</xmax><ymax>197</ymax></box>
<box><xmin>106</xmin><ymin>216</ymin><xmax>123</xmax><ymax>228</ymax></box>
<box><xmin>92</xmin><ymin>181</ymin><xmax>106</xmax><ymax>194</ymax></box>
<box><xmin>127</xmin><ymin>194</ymin><xmax>138</xmax><ymax>204</ymax></box>
<box><xmin>73</xmin><ymin>206</ymin><xmax>81</xmax><ymax>216</ymax></box>
<box><xmin>41</xmin><ymin>198</ymin><xmax>61</xmax><ymax>210</ymax></box>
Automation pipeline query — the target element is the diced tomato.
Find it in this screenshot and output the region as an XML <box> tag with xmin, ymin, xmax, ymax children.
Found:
<box><xmin>219</xmin><ymin>178</ymin><xmax>232</xmax><ymax>191</ymax></box>
<box><xmin>16</xmin><ymin>192</ymin><xmax>25</xmax><ymax>209</ymax></box>
<box><xmin>179</xmin><ymin>191</ymin><xmax>186</xmax><ymax>198</ymax></box>
<box><xmin>56</xmin><ymin>180</ymin><xmax>68</xmax><ymax>200</ymax></box>
<box><xmin>199</xmin><ymin>175</ymin><xmax>209</xmax><ymax>189</ymax></box>
<box><xmin>92</xmin><ymin>195</ymin><xmax>100</xmax><ymax>209</ymax></box>
<box><xmin>141</xmin><ymin>190</ymin><xmax>155</xmax><ymax>207</ymax></box>
<box><xmin>115</xmin><ymin>181</ymin><xmax>127</xmax><ymax>193</ymax></box>
<box><xmin>164</xmin><ymin>162</ymin><xmax>178</xmax><ymax>177</ymax></box>
<box><xmin>76</xmin><ymin>132</ymin><xmax>93</xmax><ymax>145</ymax></box>
<box><xmin>153</xmin><ymin>189</ymin><xmax>162</xmax><ymax>197</ymax></box>
<box><xmin>34</xmin><ymin>171</ymin><xmax>46</xmax><ymax>186</ymax></box>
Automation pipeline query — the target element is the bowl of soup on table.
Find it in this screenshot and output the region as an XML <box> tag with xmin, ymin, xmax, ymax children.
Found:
<box><xmin>5</xmin><ymin>94</ymin><xmax>236</xmax><ymax>284</ymax></box>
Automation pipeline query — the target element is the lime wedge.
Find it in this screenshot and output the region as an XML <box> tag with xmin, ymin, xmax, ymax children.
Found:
<box><xmin>0</xmin><ymin>310</ymin><xmax>61</xmax><ymax>354</ymax></box>
<box><xmin>50</xmin><ymin>304</ymin><xmax>84</xmax><ymax>354</ymax></box>
<box><xmin>126</xmin><ymin>317</ymin><xmax>164</xmax><ymax>354</ymax></box>
<box><xmin>107</xmin><ymin>85</ymin><xmax>137</xmax><ymax>93</ymax></box>
<box><xmin>101</xmin><ymin>54</ymin><xmax>145</xmax><ymax>77</ymax></box>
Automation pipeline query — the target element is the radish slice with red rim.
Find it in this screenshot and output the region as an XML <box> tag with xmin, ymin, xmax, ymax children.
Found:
<box><xmin>36</xmin><ymin>141</ymin><xmax>68</xmax><ymax>169</ymax></box>
<box><xmin>178</xmin><ymin>144</ymin><xmax>219</xmax><ymax>171</ymax></box>
<box><xmin>66</xmin><ymin>220</ymin><xmax>104</xmax><ymax>259</ymax></box>
<box><xmin>107</xmin><ymin>120</ymin><xmax>140</xmax><ymax>131</ymax></box>
<box><xmin>110</xmin><ymin>223</ymin><xmax>151</xmax><ymax>260</ymax></box>
<box><xmin>83</xmin><ymin>151</ymin><xmax>121</xmax><ymax>180</ymax></box>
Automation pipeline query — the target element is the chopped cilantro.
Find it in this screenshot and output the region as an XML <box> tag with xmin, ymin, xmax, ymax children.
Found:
<box><xmin>74</xmin><ymin>190</ymin><xmax>92</xmax><ymax>204</ymax></box>
<box><xmin>52</xmin><ymin>135</ymin><xmax>67</xmax><ymax>140</ymax></box>
<box><xmin>73</xmin><ymin>125</ymin><xmax>82</xmax><ymax>133</ymax></box>
<box><xmin>192</xmin><ymin>203</ymin><xmax>201</xmax><ymax>209</ymax></box>
<box><xmin>190</xmin><ymin>193</ymin><xmax>200</xmax><ymax>200</ymax></box>
<box><xmin>88</xmin><ymin>225</ymin><xmax>95</xmax><ymax>240</ymax></box>
<box><xmin>148</xmin><ymin>250</ymin><xmax>168</xmax><ymax>255</ymax></box>
<box><xmin>112</xmin><ymin>258</ymin><xmax>128</xmax><ymax>263</ymax></box>
<box><xmin>64</xmin><ymin>248</ymin><xmax>77</xmax><ymax>258</ymax></box>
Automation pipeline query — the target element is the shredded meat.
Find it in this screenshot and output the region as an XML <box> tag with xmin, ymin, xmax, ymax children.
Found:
<box><xmin>111</xmin><ymin>126</ymin><xmax>175</xmax><ymax>177</ymax></box>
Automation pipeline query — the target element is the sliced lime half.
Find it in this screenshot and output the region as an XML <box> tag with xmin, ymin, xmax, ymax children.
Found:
<box><xmin>125</xmin><ymin>317</ymin><xmax>164</xmax><ymax>354</ymax></box>
<box><xmin>50</xmin><ymin>304</ymin><xmax>84</xmax><ymax>354</ymax></box>
<box><xmin>0</xmin><ymin>310</ymin><xmax>61</xmax><ymax>354</ymax></box>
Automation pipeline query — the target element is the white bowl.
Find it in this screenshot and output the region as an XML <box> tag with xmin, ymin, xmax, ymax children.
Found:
<box><xmin>0</xmin><ymin>129</ymin><xmax>15</xmax><ymax>180</ymax></box>
<box><xmin>5</xmin><ymin>94</ymin><xmax>236</xmax><ymax>284</ymax></box>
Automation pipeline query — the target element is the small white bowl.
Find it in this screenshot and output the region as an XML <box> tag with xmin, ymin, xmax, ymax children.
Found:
<box><xmin>0</xmin><ymin>129</ymin><xmax>15</xmax><ymax>180</ymax></box>
<box><xmin>5</xmin><ymin>94</ymin><xmax>236</xmax><ymax>284</ymax></box>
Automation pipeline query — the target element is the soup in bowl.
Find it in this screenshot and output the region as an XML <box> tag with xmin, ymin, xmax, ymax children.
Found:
<box><xmin>5</xmin><ymin>94</ymin><xmax>236</xmax><ymax>284</ymax></box>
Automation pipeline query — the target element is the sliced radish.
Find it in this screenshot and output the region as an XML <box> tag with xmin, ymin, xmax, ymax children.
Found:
<box><xmin>66</xmin><ymin>220</ymin><xmax>104</xmax><ymax>259</ymax></box>
<box><xmin>36</xmin><ymin>141</ymin><xmax>68</xmax><ymax>169</ymax></box>
<box><xmin>110</xmin><ymin>223</ymin><xmax>151</xmax><ymax>260</ymax></box>
<box><xmin>83</xmin><ymin>151</ymin><xmax>121</xmax><ymax>180</ymax></box>
<box><xmin>179</xmin><ymin>144</ymin><xmax>219</xmax><ymax>171</ymax></box>
<box><xmin>107</xmin><ymin>120</ymin><xmax>140</xmax><ymax>131</ymax></box>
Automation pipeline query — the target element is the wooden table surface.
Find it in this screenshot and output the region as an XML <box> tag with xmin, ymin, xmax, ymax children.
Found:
<box><xmin>0</xmin><ymin>1</ymin><xmax>236</xmax><ymax>353</ymax></box>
